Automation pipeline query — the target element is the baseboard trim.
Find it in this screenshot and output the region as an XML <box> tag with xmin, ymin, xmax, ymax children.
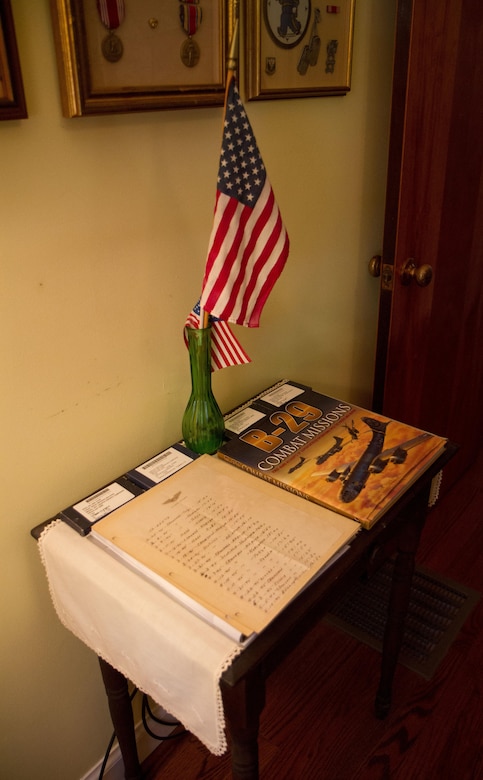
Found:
<box><xmin>81</xmin><ymin>704</ymin><xmax>177</xmax><ymax>780</ymax></box>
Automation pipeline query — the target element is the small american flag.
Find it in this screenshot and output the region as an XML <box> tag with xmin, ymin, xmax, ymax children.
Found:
<box><xmin>185</xmin><ymin>302</ymin><xmax>251</xmax><ymax>371</ymax></box>
<box><xmin>200</xmin><ymin>74</ymin><xmax>289</xmax><ymax>328</ymax></box>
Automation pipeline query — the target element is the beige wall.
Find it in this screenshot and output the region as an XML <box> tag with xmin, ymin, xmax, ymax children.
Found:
<box><xmin>1</xmin><ymin>1</ymin><xmax>396</xmax><ymax>777</ymax></box>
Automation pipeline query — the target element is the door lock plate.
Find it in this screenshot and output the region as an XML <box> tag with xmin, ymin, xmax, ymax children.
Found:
<box><xmin>381</xmin><ymin>264</ymin><xmax>393</xmax><ymax>291</ymax></box>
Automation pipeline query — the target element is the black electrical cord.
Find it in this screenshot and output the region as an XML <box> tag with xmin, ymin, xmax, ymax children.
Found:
<box><xmin>98</xmin><ymin>690</ymin><xmax>185</xmax><ymax>779</ymax></box>
<box><xmin>142</xmin><ymin>694</ymin><xmax>180</xmax><ymax>727</ymax></box>
<box><xmin>141</xmin><ymin>694</ymin><xmax>186</xmax><ymax>741</ymax></box>
<box><xmin>97</xmin><ymin>730</ymin><xmax>117</xmax><ymax>780</ymax></box>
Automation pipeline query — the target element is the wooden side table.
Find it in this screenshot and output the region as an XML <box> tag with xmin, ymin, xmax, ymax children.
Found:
<box><xmin>89</xmin><ymin>443</ymin><xmax>456</xmax><ymax>779</ymax></box>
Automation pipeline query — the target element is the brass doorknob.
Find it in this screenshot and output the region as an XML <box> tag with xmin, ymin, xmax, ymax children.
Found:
<box><xmin>368</xmin><ymin>255</ymin><xmax>381</xmax><ymax>277</ymax></box>
<box><xmin>401</xmin><ymin>258</ymin><xmax>433</xmax><ymax>287</ymax></box>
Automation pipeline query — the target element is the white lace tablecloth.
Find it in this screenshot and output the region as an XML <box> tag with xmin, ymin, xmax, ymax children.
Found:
<box><xmin>38</xmin><ymin>520</ymin><xmax>242</xmax><ymax>755</ymax></box>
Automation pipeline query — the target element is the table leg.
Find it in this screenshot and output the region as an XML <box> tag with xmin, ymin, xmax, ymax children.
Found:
<box><xmin>221</xmin><ymin>670</ymin><xmax>266</xmax><ymax>780</ymax></box>
<box><xmin>98</xmin><ymin>657</ymin><xmax>144</xmax><ymax>780</ymax></box>
<box><xmin>375</xmin><ymin>501</ymin><xmax>425</xmax><ymax>718</ymax></box>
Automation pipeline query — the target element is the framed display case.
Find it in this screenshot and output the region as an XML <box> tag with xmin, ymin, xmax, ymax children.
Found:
<box><xmin>50</xmin><ymin>0</ymin><xmax>236</xmax><ymax>117</ymax></box>
<box><xmin>246</xmin><ymin>0</ymin><xmax>355</xmax><ymax>100</ymax></box>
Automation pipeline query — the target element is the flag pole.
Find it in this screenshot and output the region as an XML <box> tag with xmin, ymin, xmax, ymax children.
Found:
<box><xmin>226</xmin><ymin>1</ymin><xmax>239</xmax><ymax>77</ymax></box>
<box><xmin>200</xmin><ymin>5</ymin><xmax>239</xmax><ymax>330</ymax></box>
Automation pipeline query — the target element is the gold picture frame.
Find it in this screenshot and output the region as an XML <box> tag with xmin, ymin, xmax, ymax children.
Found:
<box><xmin>0</xmin><ymin>0</ymin><xmax>27</xmax><ymax>120</ymax></box>
<box><xmin>245</xmin><ymin>0</ymin><xmax>355</xmax><ymax>101</ymax></box>
<box><xmin>50</xmin><ymin>0</ymin><xmax>236</xmax><ymax>117</ymax></box>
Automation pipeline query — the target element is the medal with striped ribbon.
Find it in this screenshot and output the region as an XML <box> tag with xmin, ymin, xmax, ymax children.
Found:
<box><xmin>179</xmin><ymin>0</ymin><xmax>202</xmax><ymax>67</ymax></box>
<box><xmin>96</xmin><ymin>0</ymin><xmax>125</xmax><ymax>62</ymax></box>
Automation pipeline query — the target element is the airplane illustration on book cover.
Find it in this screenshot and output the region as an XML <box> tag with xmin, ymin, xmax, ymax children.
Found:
<box><xmin>218</xmin><ymin>382</ymin><xmax>447</xmax><ymax>528</ymax></box>
<box><xmin>311</xmin><ymin>418</ymin><xmax>433</xmax><ymax>503</ymax></box>
<box><xmin>266</xmin><ymin>413</ymin><xmax>443</xmax><ymax>526</ymax></box>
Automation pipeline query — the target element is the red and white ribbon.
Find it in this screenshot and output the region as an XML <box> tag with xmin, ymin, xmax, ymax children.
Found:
<box><xmin>96</xmin><ymin>0</ymin><xmax>125</xmax><ymax>30</ymax></box>
<box><xmin>179</xmin><ymin>0</ymin><xmax>202</xmax><ymax>37</ymax></box>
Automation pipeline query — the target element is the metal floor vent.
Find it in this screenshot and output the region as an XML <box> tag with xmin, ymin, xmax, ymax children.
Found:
<box><xmin>325</xmin><ymin>558</ymin><xmax>480</xmax><ymax>679</ymax></box>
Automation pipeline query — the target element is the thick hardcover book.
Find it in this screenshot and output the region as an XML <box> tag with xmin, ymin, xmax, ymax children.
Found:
<box><xmin>218</xmin><ymin>381</ymin><xmax>448</xmax><ymax>530</ymax></box>
<box><xmin>90</xmin><ymin>455</ymin><xmax>359</xmax><ymax>643</ymax></box>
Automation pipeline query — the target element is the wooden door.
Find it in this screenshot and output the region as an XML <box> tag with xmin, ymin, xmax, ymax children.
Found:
<box><xmin>372</xmin><ymin>0</ymin><xmax>483</xmax><ymax>490</ymax></box>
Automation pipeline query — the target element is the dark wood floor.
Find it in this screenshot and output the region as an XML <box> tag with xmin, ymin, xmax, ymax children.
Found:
<box><xmin>142</xmin><ymin>450</ymin><xmax>483</xmax><ymax>780</ymax></box>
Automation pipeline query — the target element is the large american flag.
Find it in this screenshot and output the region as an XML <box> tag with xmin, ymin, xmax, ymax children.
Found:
<box><xmin>199</xmin><ymin>75</ymin><xmax>289</xmax><ymax>328</ymax></box>
<box><xmin>185</xmin><ymin>301</ymin><xmax>251</xmax><ymax>371</ymax></box>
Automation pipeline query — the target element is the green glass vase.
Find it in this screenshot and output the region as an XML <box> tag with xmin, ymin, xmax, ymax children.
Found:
<box><xmin>182</xmin><ymin>326</ymin><xmax>225</xmax><ymax>454</ymax></box>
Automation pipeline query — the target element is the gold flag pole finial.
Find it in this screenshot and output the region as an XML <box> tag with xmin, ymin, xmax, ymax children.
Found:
<box><xmin>227</xmin><ymin>1</ymin><xmax>239</xmax><ymax>72</ymax></box>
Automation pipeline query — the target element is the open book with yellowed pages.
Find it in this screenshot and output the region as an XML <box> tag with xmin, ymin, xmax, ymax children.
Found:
<box><xmin>89</xmin><ymin>455</ymin><xmax>359</xmax><ymax>643</ymax></box>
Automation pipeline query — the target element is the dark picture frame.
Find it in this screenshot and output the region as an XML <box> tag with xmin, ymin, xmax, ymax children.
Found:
<box><xmin>246</xmin><ymin>0</ymin><xmax>356</xmax><ymax>101</ymax></box>
<box><xmin>0</xmin><ymin>0</ymin><xmax>27</xmax><ymax>120</ymax></box>
<box><xmin>50</xmin><ymin>0</ymin><xmax>236</xmax><ymax>117</ymax></box>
